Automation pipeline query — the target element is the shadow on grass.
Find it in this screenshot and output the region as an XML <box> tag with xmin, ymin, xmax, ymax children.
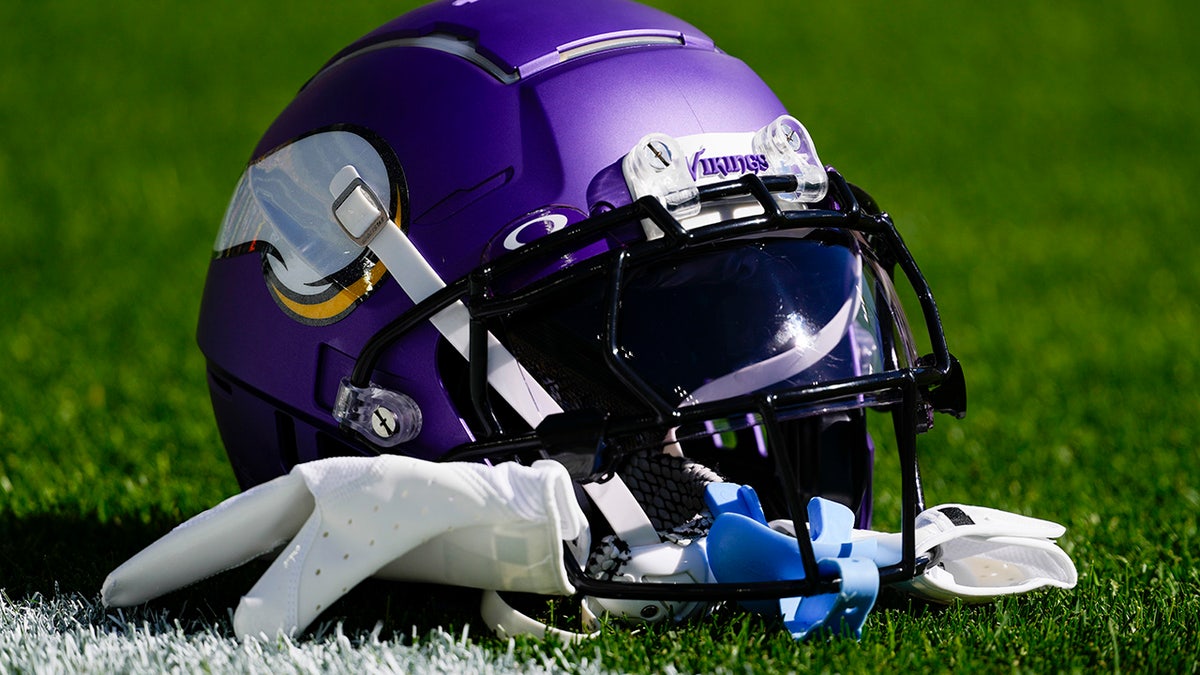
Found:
<box><xmin>0</xmin><ymin>513</ymin><xmax>483</xmax><ymax>638</ymax></box>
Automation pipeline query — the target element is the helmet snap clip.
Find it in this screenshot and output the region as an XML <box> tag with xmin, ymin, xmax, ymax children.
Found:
<box><xmin>622</xmin><ymin>133</ymin><xmax>701</xmax><ymax>239</ymax></box>
<box><xmin>334</xmin><ymin>378</ymin><xmax>423</xmax><ymax>447</ymax></box>
<box><xmin>752</xmin><ymin>115</ymin><xmax>827</xmax><ymax>203</ymax></box>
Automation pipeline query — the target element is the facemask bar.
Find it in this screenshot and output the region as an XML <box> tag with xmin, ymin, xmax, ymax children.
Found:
<box><xmin>346</xmin><ymin>168</ymin><xmax>964</xmax><ymax>600</ymax></box>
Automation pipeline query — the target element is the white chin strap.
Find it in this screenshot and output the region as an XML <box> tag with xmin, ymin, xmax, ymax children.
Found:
<box><xmin>479</xmin><ymin>590</ymin><xmax>600</xmax><ymax>645</ymax></box>
<box><xmin>329</xmin><ymin>165</ymin><xmax>562</xmax><ymax>429</ymax></box>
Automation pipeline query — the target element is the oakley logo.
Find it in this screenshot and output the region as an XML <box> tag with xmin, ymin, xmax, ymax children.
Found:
<box><xmin>503</xmin><ymin>213</ymin><xmax>569</xmax><ymax>251</ymax></box>
<box><xmin>688</xmin><ymin>147</ymin><xmax>770</xmax><ymax>180</ymax></box>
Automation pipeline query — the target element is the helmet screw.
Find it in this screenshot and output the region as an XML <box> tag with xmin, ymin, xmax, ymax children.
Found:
<box><xmin>640</xmin><ymin>604</ymin><xmax>661</xmax><ymax>620</ymax></box>
<box><xmin>643</xmin><ymin>139</ymin><xmax>672</xmax><ymax>171</ymax></box>
<box><xmin>371</xmin><ymin>406</ymin><xmax>398</xmax><ymax>439</ymax></box>
<box><xmin>784</xmin><ymin>123</ymin><xmax>802</xmax><ymax>150</ymax></box>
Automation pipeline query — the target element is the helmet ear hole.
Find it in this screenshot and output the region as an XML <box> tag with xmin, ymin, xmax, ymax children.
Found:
<box><xmin>274</xmin><ymin>409</ymin><xmax>299</xmax><ymax>471</ymax></box>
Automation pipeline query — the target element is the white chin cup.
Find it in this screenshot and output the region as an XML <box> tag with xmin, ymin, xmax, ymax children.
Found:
<box><xmin>583</xmin><ymin>538</ymin><xmax>714</xmax><ymax>624</ymax></box>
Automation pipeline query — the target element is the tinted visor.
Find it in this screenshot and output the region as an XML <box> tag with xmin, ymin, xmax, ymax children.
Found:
<box><xmin>502</xmin><ymin>231</ymin><xmax>917</xmax><ymax>418</ymax></box>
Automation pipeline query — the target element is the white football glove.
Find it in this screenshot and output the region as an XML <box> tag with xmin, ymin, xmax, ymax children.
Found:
<box><xmin>102</xmin><ymin>455</ymin><xmax>587</xmax><ymax>639</ymax></box>
<box><xmin>895</xmin><ymin>503</ymin><xmax>1078</xmax><ymax>603</ymax></box>
<box><xmin>768</xmin><ymin>502</ymin><xmax>1078</xmax><ymax>604</ymax></box>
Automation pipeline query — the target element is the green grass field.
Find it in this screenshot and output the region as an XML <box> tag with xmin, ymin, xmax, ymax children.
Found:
<box><xmin>2</xmin><ymin>1</ymin><xmax>1198</xmax><ymax>672</ymax></box>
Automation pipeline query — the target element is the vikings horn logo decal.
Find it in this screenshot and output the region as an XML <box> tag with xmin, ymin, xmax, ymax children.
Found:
<box><xmin>259</xmin><ymin>249</ymin><xmax>389</xmax><ymax>326</ymax></box>
<box><xmin>213</xmin><ymin>128</ymin><xmax>407</xmax><ymax>325</ymax></box>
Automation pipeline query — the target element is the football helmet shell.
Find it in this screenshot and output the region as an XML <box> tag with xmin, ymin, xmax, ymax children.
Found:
<box><xmin>197</xmin><ymin>0</ymin><xmax>966</xmax><ymax>608</ymax></box>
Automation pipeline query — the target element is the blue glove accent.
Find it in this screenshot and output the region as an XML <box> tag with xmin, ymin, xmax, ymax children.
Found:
<box><xmin>704</xmin><ymin>482</ymin><xmax>768</xmax><ymax>525</ymax></box>
<box><xmin>708</xmin><ymin>511</ymin><xmax>807</xmax><ymax>614</ymax></box>
<box><xmin>704</xmin><ymin>483</ymin><xmax>881</xmax><ymax>640</ymax></box>
<box><xmin>779</xmin><ymin>557</ymin><xmax>878</xmax><ymax>640</ymax></box>
<box><xmin>807</xmin><ymin>496</ymin><xmax>879</xmax><ymax>562</ymax></box>
<box><xmin>705</xmin><ymin>485</ymin><xmax>879</xmax><ymax>561</ymax></box>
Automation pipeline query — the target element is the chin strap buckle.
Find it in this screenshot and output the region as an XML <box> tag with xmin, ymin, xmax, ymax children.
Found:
<box><xmin>330</xmin><ymin>165</ymin><xmax>390</xmax><ymax>246</ymax></box>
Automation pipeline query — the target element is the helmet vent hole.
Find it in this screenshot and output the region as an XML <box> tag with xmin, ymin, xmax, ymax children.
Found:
<box><xmin>274</xmin><ymin>410</ymin><xmax>298</xmax><ymax>471</ymax></box>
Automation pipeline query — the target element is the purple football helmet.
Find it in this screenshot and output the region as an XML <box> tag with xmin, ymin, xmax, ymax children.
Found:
<box><xmin>198</xmin><ymin>0</ymin><xmax>965</xmax><ymax>609</ymax></box>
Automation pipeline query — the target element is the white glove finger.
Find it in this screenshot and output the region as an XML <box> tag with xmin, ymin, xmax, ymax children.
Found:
<box><xmin>234</xmin><ymin>507</ymin><xmax>392</xmax><ymax>639</ymax></box>
<box><xmin>923</xmin><ymin>534</ymin><xmax>1077</xmax><ymax>602</ymax></box>
<box><xmin>231</xmin><ymin>456</ymin><xmax>566</xmax><ymax>638</ymax></box>
<box><xmin>914</xmin><ymin>504</ymin><xmax>1066</xmax><ymax>553</ymax></box>
<box><xmin>102</xmin><ymin>471</ymin><xmax>314</xmax><ymax>607</ymax></box>
<box><xmin>899</xmin><ymin>504</ymin><xmax>1078</xmax><ymax>604</ymax></box>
